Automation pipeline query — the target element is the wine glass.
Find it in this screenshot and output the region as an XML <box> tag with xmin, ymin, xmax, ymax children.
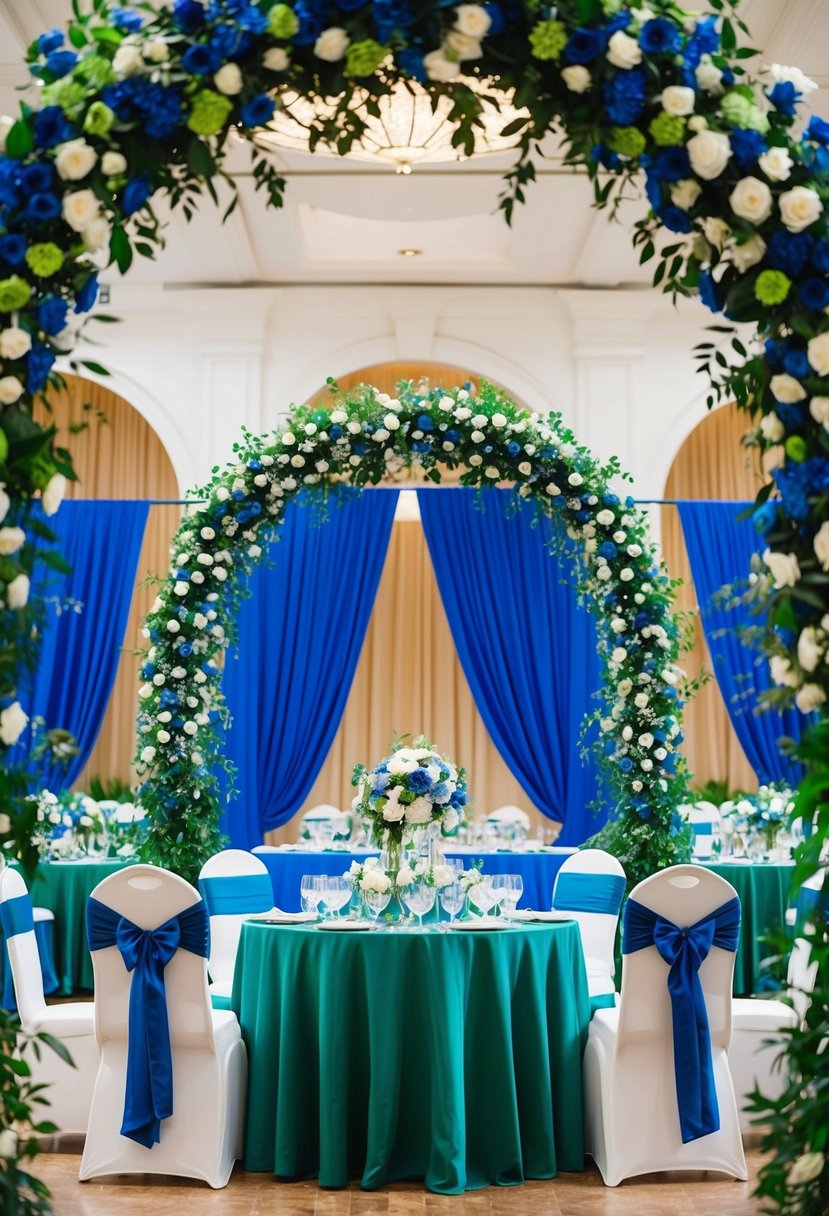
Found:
<box><xmin>469</xmin><ymin>879</ymin><xmax>497</xmax><ymax>919</ymax></box>
<box><xmin>363</xmin><ymin>888</ymin><xmax>391</xmax><ymax>926</ymax></box>
<box><xmin>497</xmin><ymin>874</ymin><xmax>523</xmax><ymax>917</ymax></box>
<box><xmin>403</xmin><ymin>881</ymin><xmax>436</xmax><ymax>929</ymax></box>
<box><xmin>439</xmin><ymin>881</ymin><xmax>464</xmax><ymax>926</ymax></box>
<box><xmin>320</xmin><ymin>876</ymin><xmax>351</xmax><ymax>919</ymax></box>
<box><xmin>300</xmin><ymin>873</ymin><xmax>323</xmax><ymax>915</ymax></box>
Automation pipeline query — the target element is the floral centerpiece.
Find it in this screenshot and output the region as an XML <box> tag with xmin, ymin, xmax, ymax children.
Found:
<box><xmin>396</xmin><ymin>857</ymin><xmax>455</xmax><ymax>891</ymax></box>
<box><xmin>32</xmin><ymin>789</ymin><xmax>105</xmax><ymax>858</ymax></box>
<box><xmin>351</xmin><ymin>736</ymin><xmax>468</xmax><ymax>870</ymax></box>
<box><xmin>728</xmin><ymin>785</ymin><xmax>795</xmax><ymax>859</ymax></box>
<box><xmin>345</xmin><ymin>856</ymin><xmax>391</xmax><ymax>895</ymax></box>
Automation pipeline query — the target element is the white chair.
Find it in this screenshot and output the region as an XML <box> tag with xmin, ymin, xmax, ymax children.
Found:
<box><xmin>682</xmin><ymin>801</ymin><xmax>721</xmax><ymax>861</ymax></box>
<box><xmin>300</xmin><ymin>804</ymin><xmax>350</xmax><ymax>843</ymax></box>
<box><xmin>79</xmin><ymin>864</ymin><xmax>246</xmax><ymax>1188</ymax></box>
<box><xmin>729</xmin><ymin>869</ymin><xmax>822</xmax><ymax>1129</ymax></box>
<box><xmin>487</xmin><ymin>805</ymin><xmax>531</xmax><ymax>832</ymax></box>
<box><xmin>198</xmin><ymin>849</ymin><xmax>279</xmax><ymax>1008</ymax></box>
<box><xmin>0</xmin><ymin>864</ymin><xmax>97</xmax><ymax>1134</ymax></box>
<box><xmin>583</xmin><ymin>864</ymin><xmax>747</xmax><ymax>1186</ymax></box>
<box><xmin>552</xmin><ymin>849</ymin><xmax>625</xmax><ymax>1009</ymax></box>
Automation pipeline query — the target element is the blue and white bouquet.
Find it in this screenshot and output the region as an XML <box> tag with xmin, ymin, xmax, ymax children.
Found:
<box><xmin>33</xmin><ymin>789</ymin><xmax>105</xmax><ymax>858</ymax></box>
<box><xmin>729</xmin><ymin>784</ymin><xmax>794</xmax><ymax>854</ymax></box>
<box><xmin>352</xmin><ymin>736</ymin><xmax>468</xmax><ymax>848</ymax></box>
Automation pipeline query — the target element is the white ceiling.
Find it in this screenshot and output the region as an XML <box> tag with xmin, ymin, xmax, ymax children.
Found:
<box><xmin>1</xmin><ymin>0</ymin><xmax>828</xmax><ymax>289</ymax></box>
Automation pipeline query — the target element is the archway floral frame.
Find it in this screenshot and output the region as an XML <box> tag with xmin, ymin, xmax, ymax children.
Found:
<box><xmin>0</xmin><ymin>1</ymin><xmax>825</xmax><ymax>1211</ymax></box>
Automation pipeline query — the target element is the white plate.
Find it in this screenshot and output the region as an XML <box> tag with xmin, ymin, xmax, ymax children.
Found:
<box><xmin>316</xmin><ymin>920</ymin><xmax>372</xmax><ymax>931</ymax></box>
<box><xmin>445</xmin><ymin>918</ymin><xmax>510</xmax><ymax>931</ymax></box>
<box><xmin>248</xmin><ymin>912</ymin><xmax>318</xmax><ymax>925</ymax></box>
<box><xmin>505</xmin><ymin>910</ymin><xmax>573</xmax><ymax>923</ymax></box>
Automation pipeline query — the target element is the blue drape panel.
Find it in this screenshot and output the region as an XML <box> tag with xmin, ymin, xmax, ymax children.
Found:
<box><xmin>418</xmin><ymin>488</ymin><xmax>603</xmax><ymax>846</ymax></box>
<box><xmin>677</xmin><ymin>501</ymin><xmax>812</xmax><ymax>785</ymax></box>
<box><xmin>221</xmin><ymin>489</ymin><xmax>398</xmax><ymax>849</ymax></box>
<box><xmin>17</xmin><ymin>501</ymin><xmax>149</xmax><ymax>789</ymax></box>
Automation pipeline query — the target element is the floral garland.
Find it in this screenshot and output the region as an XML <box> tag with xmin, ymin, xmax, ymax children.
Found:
<box><xmin>135</xmin><ymin>379</ymin><xmax>690</xmax><ymax>886</ymax></box>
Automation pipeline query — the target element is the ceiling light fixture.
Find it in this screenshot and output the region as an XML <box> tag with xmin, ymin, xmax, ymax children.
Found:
<box><xmin>398</xmin><ymin>248</ymin><xmax>423</xmax><ymax>257</ymax></box>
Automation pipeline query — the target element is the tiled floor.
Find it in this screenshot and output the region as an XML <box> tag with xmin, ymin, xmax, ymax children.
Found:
<box><xmin>36</xmin><ymin>1144</ymin><xmax>767</xmax><ymax>1216</ymax></box>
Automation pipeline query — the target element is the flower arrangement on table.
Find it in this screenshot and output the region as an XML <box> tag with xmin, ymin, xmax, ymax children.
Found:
<box><xmin>345</xmin><ymin>856</ymin><xmax>391</xmax><ymax>895</ymax></box>
<box><xmin>396</xmin><ymin>857</ymin><xmax>456</xmax><ymax>890</ymax></box>
<box><xmin>32</xmin><ymin>789</ymin><xmax>105</xmax><ymax>858</ymax></box>
<box><xmin>727</xmin><ymin>784</ymin><xmax>795</xmax><ymax>859</ymax></box>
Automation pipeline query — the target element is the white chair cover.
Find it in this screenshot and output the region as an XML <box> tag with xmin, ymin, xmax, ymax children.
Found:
<box><xmin>552</xmin><ymin>849</ymin><xmax>625</xmax><ymax>1004</ymax></box>
<box><xmin>486</xmin><ymin>805</ymin><xmax>531</xmax><ymax>832</ymax></box>
<box><xmin>198</xmin><ymin>849</ymin><xmax>279</xmax><ymax>1005</ymax></box>
<box><xmin>681</xmin><ymin>801</ymin><xmax>721</xmax><ymax>861</ymax></box>
<box><xmin>79</xmin><ymin>864</ymin><xmax>246</xmax><ymax>1188</ymax></box>
<box><xmin>0</xmin><ymin>864</ymin><xmax>97</xmax><ymax>1134</ymax></box>
<box><xmin>583</xmin><ymin>864</ymin><xmax>747</xmax><ymax>1186</ymax></box>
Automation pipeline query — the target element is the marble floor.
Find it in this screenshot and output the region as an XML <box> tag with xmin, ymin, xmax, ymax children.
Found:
<box><xmin>36</xmin><ymin>1144</ymin><xmax>767</xmax><ymax>1216</ymax></box>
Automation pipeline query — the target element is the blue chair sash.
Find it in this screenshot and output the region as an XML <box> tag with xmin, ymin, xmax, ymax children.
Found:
<box><xmin>198</xmin><ymin>873</ymin><xmax>272</xmax><ymax>916</ymax></box>
<box><xmin>623</xmin><ymin>895</ymin><xmax>741</xmax><ymax>1143</ymax></box>
<box><xmin>87</xmin><ymin>897</ymin><xmax>210</xmax><ymax>1149</ymax></box>
<box><xmin>554</xmin><ymin>872</ymin><xmax>625</xmax><ymax>915</ymax></box>
<box><xmin>1</xmin><ymin>895</ymin><xmax>35</xmax><ymax>938</ymax></box>
<box><xmin>692</xmin><ymin>822</ymin><xmax>714</xmax><ymax>836</ymax></box>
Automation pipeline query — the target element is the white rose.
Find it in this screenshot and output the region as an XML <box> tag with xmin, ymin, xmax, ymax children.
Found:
<box><xmin>759</xmin><ymin>412</ymin><xmax>784</xmax><ymax>443</ymax></box>
<box><xmin>0</xmin><ymin>526</ymin><xmax>25</xmax><ymax>554</ymax></box>
<box><xmin>454</xmin><ymin>4</ymin><xmax>491</xmax><ymax>38</ymax></box>
<box><xmin>406</xmin><ymin>795</ymin><xmax>433</xmax><ymax>824</ymax></box>
<box><xmin>779</xmin><ymin>186</ymin><xmax>823</xmax><ymax>233</ymax></box>
<box><xmin>0</xmin><ymin>701</ymin><xmax>28</xmax><ymax>745</ymax></box>
<box><xmin>144</xmin><ymin>37</ymin><xmax>169</xmax><ymax>63</ymax></box>
<box><xmin>814</xmin><ymin>521</ymin><xmax>829</xmax><ymax>571</ymax></box>
<box><xmin>702</xmin><ymin>216</ymin><xmax>731</xmax><ymax>250</ymax></box>
<box><xmin>731</xmin><ymin>233</ymin><xmax>767</xmax><ymax>273</ymax></box>
<box><xmin>214</xmin><ymin>62</ymin><xmax>243</xmax><ymax>94</ymax></box>
<box><xmin>6</xmin><ymin>572</ymin><xmax>29</xmax><ymax>608</ymax></box>
<box><xmin>0</xmin><ymin>327</ymin><xmax>32</xmax><ymax>360</ymax></box>
<box><xmin>797</xmin><ymin>627</ymin><xmax>822</xmax><ymax>672</ymax></box>
<box><xmin>0</xmin><ymin>376</ymin><xmax>23</xmax><ymax>405</ymax></box>
<box><xmin>62</xmin><ymin>188</ymin><xmax>101</xmax><ymax>233</ymax></box>
<box><xmin>771</xmin><ymin>374</ymin><xmax>806</xmax><ymax>403</ymax></box>
<box><xmin>397</xmin><ymin>864</ymin><xmax>415</xmax><ymax>886</ymax></box>
<box><xmin>758</xmin><ymin>146</ymin><xmax>793</xmax><ymax>182</ymax></box>
<box><xmin>695</xmin><ymin>55</ymin><xmax>724</xmax><ymax>94</ymax></box>
<box><xmin>83</xmin><ymin>216</ymin><xmax>111</xmax><ymax>253</ymax></box>
<box><xmin>606</xmin><ymin>30</ymin><xmax>642</xmax><ymax>70</ymax></box>
<box><xmin>491</xmin><ymin>412</ymin><xmax>507</xmax><ymax>427</ymax></box>
<box><xmin>55</xmin><ymin>138</ymin><xmax>97</xmax><ymax>181</ymax></box>
<box><xmin>384</xmin><ymin>413</ymin><xmax>400</xmax><ymax>431</ymax></box>
<box><xmin>670</xmin><ymin>179</ymin><xmax>702</xmax><ymax>210</ymax></box>
<box><xmin>141</xmin><ymin>745</ymin><xmax>156</xmax><ymax>763</ymax></box>
<box><xmin>638</xmin><ymin>732</ymin><xmax>654</xmax><ymax>749</ymax></box>
<box><xmin>156</xmin><ymin>729</ymin><xmax>171</xmax><ymax>744</ymax></box>
<box><xmin>796</xmin><ymin>684</ymin><xmax>826</xmax><ymax>713</ymax></box>
<box><xmin>788</xmin><ymin>1152</ymin><xmax>825</xmax><ymax>1186</ymax></box>
<box><xmin>810</xmin><ymin>397</ymin><xmax>829</xmax><ymax>426</ymax></box>
<box><xmin>688</xmin><ymin>129</ymin><xmax>732</xmax><ymax>179</ymax></box>
<box><xmin>562</xmin><ymin>65</ymin><xmax>591</xmax><ymax>93</ymax></box>
<box><xmin>729</xmin><ymin>176</ymin><xmax>773</xmax><ymax>225</ymax></box>
<box><xmin>596</xmin><ymin>509</ymin><xmax>615</xmax><ymax>526</ymax></box>
<box><xmin>101</xmin><ymin>150</ymin><xmax>127</xmax><ymax>177</ymax></box>
<box><xmin>634</xmin><ymin>692</ymin><xmax>649</xmax><ymax>709</ymax></box>
<box><xmin>0</xmin><ymin>812</ymin><xmax>10</xmax><ymax>833</ymax></box>
<box><xmin>314</xmin><ymin>27</ymin><xmax>350</xmax><ymax>62</ymax></box>
<box><xmin>444</xmin><ymin>30</ymin><xmax>482</xmax><ymax>59</ymax></box>
<box><xmin>423</xmin><ymin>49</ymin><xmax>460</xmax><ymax>81</ymax></box>
<box><xmin>113</xmin><ymin>43</ymin><xmax>144</xmax><ymax>77</ymax></box>
<box><xmin>0</xmin><ymin>1128</ymin><xmax>18</xmax><ymax>1158</ymax></box>
<box><xmin>807</xmin><ymin>332</ymin><xmax>829</xmax><ymax>377</ymax></box>
<box><xmin>768</xmin><ymin>64</ymin><xmax>818</xmax><ymax>96</ymax></box>
<box><xmin>617</xmin><ymin>678</ymin><xmax>633</xmax><ymax>697</ymax></box>
<box><xmin>770</xmin><ymin>654</ymin><xmax>799</xmax><ymax>688</ymax></box>
<box><xmin>661</xmin><ymin>85</ymin><xmax>695</xmax><ymax>116</ymax></box>
<box><xmin>763</xmin><ymin>548</ymin><xmax>801</xmax><ymax>588</ymax></box>
<box><xmin>42</xmin><ymin>473</ymin><xmax>66</xmax><ymax>517</ymax></box>
<box><xmin>263</xmin><ymin>47</ymin><xmax>289</xmax><ymax>71</ymax></box>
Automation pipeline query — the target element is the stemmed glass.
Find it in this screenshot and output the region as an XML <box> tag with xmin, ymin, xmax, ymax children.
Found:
<box><xmin>439</xmin><ymin>881</ymin><xmax>464</xmax><ymax>926</ymax></box>
<box><xmin>468</xmin><ymin>879</ymin><xmax>497</xmax><ymax>919</ymax></box>
<box><xmin>300</xmin><ymin>873</ymin><xmax>324</xmax><ymax>916</ymax></box>
<box><xmin>492</xmin><ymin>874</ymin><xmax>523</xmax><ymax>917</ymax></box>
<box><xmin>320</xmin><ymin>876</ymin><xmax>351</xmax><ymax>919</ymax></box>
<box><xmin>403</xmin><ymin>881</ymin><xmax>436</xmax><ymax>929</ymax></box>
<box><xmin>363</xmin><ymin>888</ymin><xmax>391</xmax><ymax>926</ymax></box>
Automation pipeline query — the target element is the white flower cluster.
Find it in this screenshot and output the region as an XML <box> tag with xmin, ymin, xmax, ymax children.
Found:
<box><xmin>396</xmin><ymin>858</ymin><xmax>455</xmax><ymax>888</ymax></box>
<box><xmin>423</xmin><ymin>5</ymin><xmax>493</xmax><ymax>82</ymax></box>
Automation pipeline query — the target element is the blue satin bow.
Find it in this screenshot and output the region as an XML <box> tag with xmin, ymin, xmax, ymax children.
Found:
<box><xmin>623</xmin><ymin>895</ymin><xmax>741</xmax><ymax>1143</ymax></box>
<box><xmin>87</xmin><ymin>897</ymin><xmax>210</xmax><ymax>1149</ymax></box>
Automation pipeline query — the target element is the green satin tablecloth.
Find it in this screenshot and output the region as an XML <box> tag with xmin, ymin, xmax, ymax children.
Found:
<box><xmin>24</xmin><ymin>858</ymin><xmax>132</xmax><ymax>994</ymax></box>
<box><xmin>708</xmin><ymin>861</ymin><xmax>794</xmax><ymax>995</ymax></box>
<box><xmin>231</xmin><ymin>920</ymin><xmax>590</xmax><ymax>1194</ymax></box>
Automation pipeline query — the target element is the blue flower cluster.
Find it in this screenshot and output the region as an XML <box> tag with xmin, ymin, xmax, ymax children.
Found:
<box><xmin>102</xmin><ymin>79</ymin><xmax>184</xmax><ymax>140</ymax></box>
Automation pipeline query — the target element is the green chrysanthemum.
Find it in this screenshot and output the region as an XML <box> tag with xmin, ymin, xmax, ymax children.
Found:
<box><xmin>785</xmin><ymin>435</ymin><xmax>808</xmax><ymax>462</ymax></box>
<box><xmin>608</xmin><ymin>126</ymin><xmax>647</xmax><ymax>159</ymax></box>
<box><xmin>41</xmin><ymin>77</ymin><xmax>86</xmax><ymax>117</ymax></box>
<box><xmin>187</xmin><ymin>91</ymin><xmax>234</xmax><ymax>137</ymax></box>
<box><xmin>345</xmin><ymin>39</ymin><xmax>387</xmax><ymax>78</ymax></box>
<box><xmin>267</xmin><ymin>3</ymin><xmax>299</xmax><ymax>38</ymax></box>
<box><xmin>0</xmin><ymin>276</ymin><xmax>32</xmax><ymax>312</ymax></box>
<box><xmin>721</xmin><ymin>91</ymin><xmax>770</xmax><ymax>134</ymax></box>
<box><xmin>649</xmin><ymin>112</ymin><xmax>686</xmax><ymax>147</ymax></box>
<box><xmin>25</xmin><ymin>244</ymin><xmax>64</xmax><ymax>278</ymax></box>
<box><xmin>755</xmin><ymin>269</ymin><xmax>791</xmax><ymax>305</ymax></box>
<box><xmin>83</xmin><ymin>100</ymin><xmax>115</xmax><ymax>137</ymax></box>
<box><xmin>74</xmin><ymin>54</ymin><xmax>116</xmax><ymax>90</ymax></box>
<box><xmin>529</xmin><ymin>20</ymin><xmax>568</xmax><ymax>61</ymax></box>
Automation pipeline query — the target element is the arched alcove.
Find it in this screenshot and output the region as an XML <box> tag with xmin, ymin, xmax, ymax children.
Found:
<box><xmin>35</xmin><ymin>376</ymin><xmax>180</xmax><ymax>788</ymax></box>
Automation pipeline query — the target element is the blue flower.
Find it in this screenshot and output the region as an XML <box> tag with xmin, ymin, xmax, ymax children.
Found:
<box><xmin>782</xmin><ymin>348</ymin><xmax>809</xmax><ymax>378</ymax></box>
<box><xmin>25</xmin><ymin>192</ymin><xmax>61</xmax><ymax>222</ymax></box>
<box><xmin>445</xmin><ymin>428</ymin><xmax>460</xmax><ymax>444</ymax></box>
<box><xmin>484</xmin><ymin>3</ymin><xmax>506</xmax><ymax>35</ymax></box>
<box><xmin>639</xmin><ymin>18</ymin><xmax>682</xmax><ymax>54</ymax></box>
<box><xmin>599</xmin><ymin>541</ymin><xmax>617</xmax><ymax>559</ymax></box>
<box><xmin>329</xmin><ymin>424</ymin><xmax>343</xmax><ymax>439</ymax></box>
<box><xmin>775</xmin><ymin>401</ymin><xmax>806</xmax><ymax>431</ymax></box>
<box><xmin>37</xmin><ymin>28</ymin><xmax>64</xmax><ymax>55</ymax></box>
<box><xmin>409</xmin><ymin>767</ymin><xmax>433</xmax><ymax>794</ymax></box>
<box><xmin>178</xmin><ymin>642</ymin><xmax>193</xmax><ymax>657</ymax></box>
<box><xmin>689</xmin><ymin>14</ymin><xmax>719</xmax><ymax>54</ymax></box>
<box><xmin>337</xmin><ymin>0</ymin><xmax>367</xmax><ymax>8</ymax></box>
<box><xmin>0</xmin><ymin>233</ymin><xmax>26</xmax><ymax>266</ymax></box>
<box><xmin>698</xmin><ymin>270</ymin><xmax>723</xmax><ymax>314</ymax></box>
<box><xmin>753</xmin><ymin>501</ymin><xmax>778</xmax><ymax>534</ymax></box>
<box><xmin>111</xmin><ymin>8</ymin><xmax>144</xmax><ymax>32</ymax></box>
<box><xmin>236</xmin><ymin>5</ymin><xmax>268</xmax><ymax>33</ymax></box>
<box><xmin>27</xmin><ymin>342</ymin><xmax>55</xmax><ymax>394</ymax></box>
<box><xmin>767</xmin><ymin>229</ymin><xmax>813</xmax><ymax>278</ymax></box>
<box><xmin>590</xmin><ymin>144</ymin><xmax>620</xmax><ymax>171</ymax></box>
<box><xmin>806</xmin><ymin>115</ymin><xmax>829</xmax><ymax>145</ymax></box>
<box><xmin>172</xmin><ymin>0</ymin><xmax>206</xmax><ymax>31</ymax></box>
<box><xmin>37</xmin><ymin>296</ymin><xmax>69</xmax><ymax>335</ymax></box>
<box><xmin>292</xmin><ymin>1</ymin><xmax>324</xmax><ymax>46</ymax></box>
<box><xmin>564</xmin><ymin>27</ymin><xmax>605</xmax><ymax>64</ymax></box>
<box><xmin>507</xmin><ymin>440</ymin><xmax>521</xmax><ymax>456</ymax></box>
<box><xmin>411</xmin><ymin>441</ymin><xmax>430</xmax><ymax>455</ymax></box>
<box><xmin>44</xmin><ymin>50</ymin><xmax>78</xmax><ymax>78</ymax></box>
<box><xmin>730</xmin><ymin>128</ymin><xmax>767</xmax><ymax>170</ymax></box>
<box><xmin>102</xmin><ymin>80</ymin><xmax>184</xmax><ymax>139</ymax></box>
<box><xmin>210</xmin><ymin>23</ymin><xmax>252</xmax><ymax>60</ymax></box>
<box><xmin>619</xmin><ymin>757</ymin><xmax>633</xmax><ymax>773</ymax></box>
<box><xmin>653</xmin><ymin>147</ymin><xmax>690</xmax><ymax>181</ymax></box>
<box><xmin>122</xmin><ymin>174</ymin><xmax>152</xmax><ymax>216</ymax></box>
<box><xmin>660</xmin><ymin>206</ymin><xmax>692</xmax><ymax>234</ymax></box>
<box><xmin>604</xmin><ymin>69</ymin><xmax>646</xmax><ymax>125</ymax></box>
<box><xmin>240</xmin><ymin>93</ymin><xmax>276</xmax><ymax>127</ymax></box>
<box><xmin>812</xmin><ymin>241</ymin><xmax>829</xmax><ymax>273</ymax></box>
<box><xmin>75</xmin><ymin>273</ymin><xmax>99</xmax><ymax>314</ymax></box>
<box><xmin>768</xmin><ymin>81</ymin><xmax>799</xmax><ymax>117</ymax></box>
<box><xmin>23</xmin><ymin>163</ymin><xmax>54</xmax><ymax>193</ymax></box>
<box><xmin>373</xmin><ymin>0</ymin><xmax>412</xmax><ymax>42</ymax></box>
<box><xmin>416</xmin><ymin>413</ymin><xmax>434</xmax><ymax>432</ymax></box>
<box><xmin>34</xmin><ymin>105</ymin><xmax>74</xmax><ymax>148</ymax></box>
<box><xmin>797</xmin><ymin>278</ymin><xmax>829</xmax><ymax>311</ymax></box>
<box><xmin>182</xmin><ymin>43</ymin><xmax>222</xmax><ymax>75</ymax></box>
<box><xmin>398</xmin><ymin>48</ymin><xmax>426</xmax><ymax>81</ymax></box>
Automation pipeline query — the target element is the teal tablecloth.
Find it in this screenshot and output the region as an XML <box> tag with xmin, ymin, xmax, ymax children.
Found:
<box><xmin>708</xmin><ymin>861</ymin><xmax>794</xmax><ymax>995</ymax></box>
<box><xmin>231</xmin><ymin>920</ymin><xmax>590</xmax><ymax>1193</ymax></box>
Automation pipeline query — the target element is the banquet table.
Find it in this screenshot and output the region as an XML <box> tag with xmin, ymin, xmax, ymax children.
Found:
<box><xmin>707</xmin><ymin>860</ymin><xmax>794</xmax><ymax>996</ymax></box>
<box><xmin>255</xmin><ymin>847</ymin><xmax>575</xmax><ymax>915</ymax></box>
<box><xmin>231</xmin><ymin>919</ymin><xmax>590</xmax><ymax>1194</ymax></box>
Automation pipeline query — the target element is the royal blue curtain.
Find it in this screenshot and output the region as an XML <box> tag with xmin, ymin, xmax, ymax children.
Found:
<box><xmin>677</xmin><ymin>500</ymin><xmax>812</xmax><ymax>785</ymax></box>
<box><xmin>221</xmin><ymin>488</ymin><xmax>398</xmax><ymax>849</ymax></box>
<box><xmin>418</xmin><ymin>488</ymin><xmax>603</xmax><ymax>846</ymax></box>
<box><xmin>17</xmin><ymin>500</ymin><xmax>149</xmax><ymax>789</ymax></box>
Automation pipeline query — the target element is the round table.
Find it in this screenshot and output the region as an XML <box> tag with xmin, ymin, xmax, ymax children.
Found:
<box><xmin>231</xmin><ymin>919</ymin><xmax>590</xmax><ymax>1194</ymax></box>
<box><xmin>707</xmin><ymin>861</ymin><xmax>794</xmax><ymax>996</ymax></box>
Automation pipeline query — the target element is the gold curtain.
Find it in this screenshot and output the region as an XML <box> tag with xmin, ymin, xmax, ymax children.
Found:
<box><xmin>35</xmin><ymin>376</ymin><xmax>179</xmax><ymax>789</ymax></box>
<box><xmin>662</xmin><ymin>401</ymin><xmax>773</xmax><ymax>792</ymax></box>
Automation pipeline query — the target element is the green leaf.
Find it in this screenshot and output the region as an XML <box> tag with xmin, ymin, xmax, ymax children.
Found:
<box><xmin>187</xmin><ymin>136</ymin><xmax>216</xmax><ymax>180</ymax></box>
<box><xmin>5</xmin><ymin>119</ymin><xmax>33</xmax><ymax>159</ymax></box>
<box><xmin>37</xmin><ymin>1032</ymin><xmax>76</xmax><ymax>1068</ymax></box>
<box><xmin>91</xmin><ymin>25</ymin><xmax>123</xmax><ymax>44</ymax></box>
<box><xmin>77</xmin><ymin>360</ymin><xmax>110</xmax><ymax>376</ymax></box>
<box><xmin>110</xmin><ymin>226</ymin><xmax>133</xmax><ymax>274</ymax></box>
